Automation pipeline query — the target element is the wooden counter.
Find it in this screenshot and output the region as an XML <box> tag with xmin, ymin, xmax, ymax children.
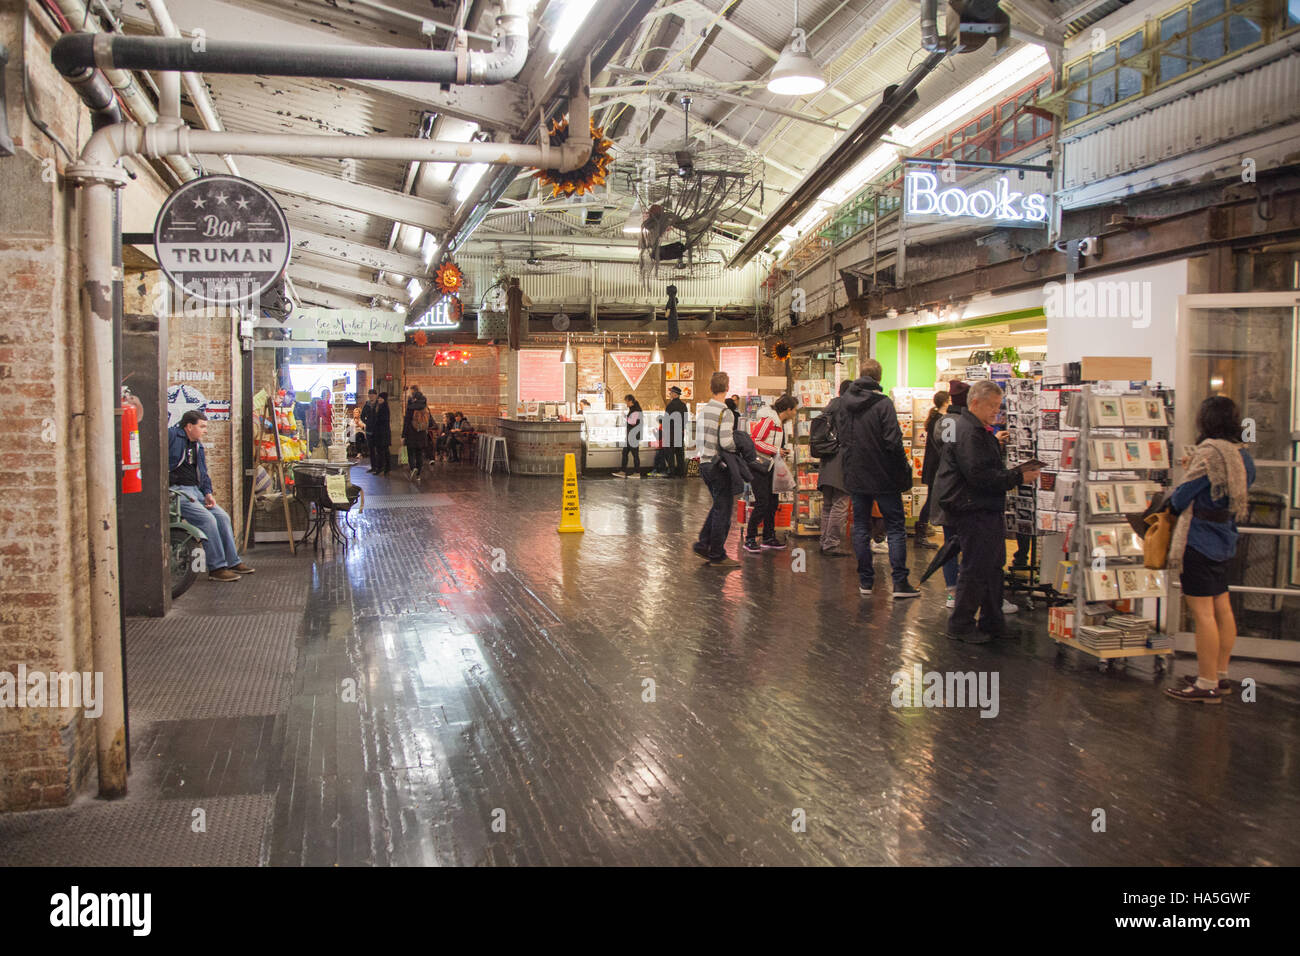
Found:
<box><xmin>497</xmin><ymin>419</ymin><xmax>583</xmax><ymax>476</ymax></box>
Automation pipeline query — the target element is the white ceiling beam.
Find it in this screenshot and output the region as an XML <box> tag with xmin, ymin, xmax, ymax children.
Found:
<box><xmin>291</xmin><ymin>229</ymin><xmax>429</xmax><ymax>278</ymax></box>
<box><xmin>294</xmin><ymin>287</ymin><xmax>371</xmax><ymax>311</ymax></box>
<box><xmin>468</xmin><ymin>231</ymin><xmax>642</xmax><ymax>249</ymax></box>
<box><xmin>223</xmin><ymin>156</ymin><xmax>451</xmax><ymax>231</ymax></box>
<box><xmin>291</xmin><ymin>263</ymin><xmax>407</xmax><ymax>301</ymax></box>
<box><xmin>119</xmin><ymin>0</ymin><xmax>528</xmax><ymax>131</ymax></box>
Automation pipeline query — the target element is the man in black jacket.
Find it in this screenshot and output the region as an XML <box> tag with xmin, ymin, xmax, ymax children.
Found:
<box><xmin>664</xmin><ymin>386</ymin><xmax>689</xmax><ymax>478</ymax></box>
<box><xmin>360</xmin><ymin>389</ymin><xmax>380</xmax><ymax>473</ymax></box>
<box><xmin>936</xmin><ymin>379</ymin><xmax>1041</xmax><ymax>641</ymax></box>
<box><xmin>837</xmin><ymin>359</ymin><xmax>918</xmax><ymax>598</ymax></box>
<box><xmin>373</xmin><ymin>392</ymin><xmax>392</xmax><ymax>475</ymax></box>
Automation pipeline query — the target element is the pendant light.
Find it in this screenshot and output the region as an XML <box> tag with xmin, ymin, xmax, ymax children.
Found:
<box><xmin>767</xmin><ymin>0</ymin><xmax>826</xmax><ymax>97</ymax></box>
<box><xmin>650</xmin><ymin>332</ymin><xmax>663</xmax><ymax>365</ymax></box>
<box><xmin>562</xmin><ymin>334</ymin><xmax>575</xmax><ymax>364</ymax></box>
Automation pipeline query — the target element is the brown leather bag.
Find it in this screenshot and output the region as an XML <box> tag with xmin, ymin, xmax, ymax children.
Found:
<box><xmin>1143</xmin><ymin>509</ymin><xmax>1175</xmax><ymax>569</ymax></box>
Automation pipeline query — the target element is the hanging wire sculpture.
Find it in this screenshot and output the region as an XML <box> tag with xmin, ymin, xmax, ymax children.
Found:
<box><xmin>621</xmin><ymin>97</ymin><xmax>764</xmax><ymax>285</ymax></box>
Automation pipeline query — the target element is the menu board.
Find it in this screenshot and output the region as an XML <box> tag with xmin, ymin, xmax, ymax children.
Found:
<box><xmin>517</xmin><ymin>349</ymin><xmax>566</xmax><ymax>403</ymax></box>
<box><xmin>718</xmin><ymin>345</ymin><xmax>760</xmax><ymax>396</ymax></box>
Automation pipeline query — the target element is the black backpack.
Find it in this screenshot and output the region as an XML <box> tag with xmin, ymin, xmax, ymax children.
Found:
<box><xmin>810</xmin><ymin>411</ymin><xmax>839</xmax><ymax>459</ymax></box>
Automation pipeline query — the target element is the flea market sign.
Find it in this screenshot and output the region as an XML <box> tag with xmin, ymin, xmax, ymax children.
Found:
<box><xmin>287</xmin><ymin>307</ymin><xmax>407</xmax><ymax>343</ymax></box>
<box><xmin>903</xmin><ymin>161</ymin><xmax>1050</xmax><ymax>228</ymax></box>
<box><xmin>154</xmin><ymin>175</ymin><xmax>291</xmax><ymax>304</ymax></box>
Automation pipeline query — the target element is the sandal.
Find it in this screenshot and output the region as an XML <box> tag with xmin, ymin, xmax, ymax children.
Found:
<box><xmin>1163</xmin><ymin>684</ymin><xmax>1222</xmax><ymax>704</ymax></box>
<box><xmin>1181</xmin><ymin>675</ymin><xmax>1233</xmax><ymax>695</ymax></box>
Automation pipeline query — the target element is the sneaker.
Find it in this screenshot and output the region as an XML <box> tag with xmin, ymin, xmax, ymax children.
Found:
<box><xmin>742</xmin><ymin>539</ymin><xmax>762</xmax><ymax>553</ymax></box>
<box><xmin>892</xmin><ymin>582</ymin><xmax>920</xmax><ymax>599</ymax></box>
<box><xmin>611</xmin><ymin>471</ymin><xmax>627</xmax><ymax>478</ymax></box>
<box><xmin>871</xmin><ymin>540</ymin><xmax>889</xmax><ymax>554</ymax></box>
<box><xmin>629</xmin><ymin>473</ymin><xmax>642</xmax><ymax>479</ymax></box>
<box><xmin>858</xmin><ymin>582</ymin><xmax>874</xmax><ymax>595</ymax></box>
<box><xmin>920</xmin><ymin>538</ymin><xmax>941</xmax><ymax>550</ymax></box>
<box><xmin>704</xmin><ymin>556</ymin><xmax>741</xmax><ymax>568</ymax></box>
<box><xmin>820</xmin><ymin>546</ymin><xmax>850</xmax><ymax>557</ymax></box>
<box><xmin>692</xmin><ymin>542</ymin><xmax>710</xmax><ymax>559</ymax></box>
<box><xmin>208</xmin><ymin>569</ymin><xmax>240</xmax><ymax>583</ymax></box>
<box><xmin>1181</xmin><ymin>675</ymin><xmax>1233</xmax><ymax>695</ymax></box>
<box><xmin>1163</xmin><ymin>684</ymin><xmax>1223</xmax><ymax>704</ymax></box>
<box><xmin>761</xmin><ymin>539</ymin><xmax>786</xmax><ymax>550</ymax></box>
<box><xmin>1002</xmin><ymin>599</ymin><xmax>1018</xmax><ymax>615</ymax></box>
<box><xmin>229</xmin><ymin>563</ymin><xmax>256</xmax><ymax>575</ymax></box>
<box><xmin>945</xmin><ymin>592</ymin><xmax>955</xmax><ymax>609</ymax></box>
<box><xmin>957</xmin><ymin>630</ymin><xmax>992</xmax><ymax>645</ymax></box>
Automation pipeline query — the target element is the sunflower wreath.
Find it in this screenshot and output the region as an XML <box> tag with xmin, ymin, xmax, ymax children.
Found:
<box><xmin>434</xmin><ymin>260</ymin><xmax>465</xmax><ymax>296</ymax></box>
<box><xmin>536</xmin><ymin>118</ymin><xmax>614</xmax><ymax>199</ymax></box>
<box><xmin>769</xmin><ymin>341</ymin><xmax>792</xmax><ymax>361</ymax></box>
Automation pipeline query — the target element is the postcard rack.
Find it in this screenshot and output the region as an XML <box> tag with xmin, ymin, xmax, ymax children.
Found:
<box><xmin>1053</xmin><ymin>383</ymin><xmax>1175</xmax><ymax>671</ymax></box>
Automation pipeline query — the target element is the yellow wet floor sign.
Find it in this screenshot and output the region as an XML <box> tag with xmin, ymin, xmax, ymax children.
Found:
<box><xmin>557</xmin><ymin>452</ymin><xmax>584</xmax><ymax>533</ymax></box>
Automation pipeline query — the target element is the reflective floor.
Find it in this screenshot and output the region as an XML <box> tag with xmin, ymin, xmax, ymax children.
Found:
<box><xmin>5</xmin><ymin>463</ymin><xmax>1299</xmax><ymax>865</ymax></box>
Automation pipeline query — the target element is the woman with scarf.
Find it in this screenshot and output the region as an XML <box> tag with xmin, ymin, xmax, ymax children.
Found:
<box><xmin>1163</xmin><ymin>395</ymin><xmax>1255</xmax><ymax>704</ymax></box>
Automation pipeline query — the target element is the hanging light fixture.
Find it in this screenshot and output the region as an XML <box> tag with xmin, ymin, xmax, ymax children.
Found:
<box><xmin>767</xmin><ymin>0</ymin><xmax>826</xmax><ymax>96</ymax></box>
<box><xmin>650</xmin><ymin>333</ymin><xmax>663</xmax><ymax>365</ymax></box>
<box><xmin>562</xmin><ymin>334</ymin><xmax>575</xmax><ymax>364</ymax></box>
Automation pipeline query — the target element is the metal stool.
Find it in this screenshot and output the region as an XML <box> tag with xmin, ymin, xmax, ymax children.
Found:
<box><xmin>477</xmin><ymin>432</ymin><xmax>490</xmax><ymax>471</ymax></box>
<box><xmin>483</xmin><ymin>435</ymin><xmax>509</xmax><ymax>474</ymax></box>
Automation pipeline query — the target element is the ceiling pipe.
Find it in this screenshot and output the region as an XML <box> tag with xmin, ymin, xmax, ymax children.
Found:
<box><xmin>920</xmin><ymin>0</ymin><xmax>948</xmax><ymax>53</ymax></box>
<box><xmin>728</xmin><ymin>50</ymin><xmax>947</xmax><ymax>268</ymax></box>
<box><xmin>52</xmin><ymin>0</ymin><xmax>530</xmax><ymax>86</ymax></box>
<box><xmin>51</xmin><ymin>0</ymin><xmax>195</xmax><ymax>177</ymax></box>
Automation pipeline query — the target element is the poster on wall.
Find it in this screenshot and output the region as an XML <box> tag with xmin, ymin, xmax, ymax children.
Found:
<box><xmin>167</xmin><ymin>371</ymin><xmax>231</xmax><ymax>426</ymax></box>
<box><xmin>794</xmin><ymin>379</ymin><xmax>834</xmax><ymax>409</ymax></box>
<box><xmin>665</xmin><ymin>363</ymin><xmax>679</xmax><ymax>382</ymax></box>
<box><xmin>610</xmin><ymin>352</ymin><xmax>654</xmax><ymax>390</ymax></box>
<box><xmin>717</xmin><ymin>346</ymin><xmax>759</xmax><ymax>396</ymax></box>
<box><xmin>518</xmin><ymin>349</ymin><xmax>566</xmax><ymax>403</ymax></box>
<box><xmin>679</xmin><ymin>362</ymin><xmax>694</xmax><ymax>381</ymax></box>
<box><xmin>679</xmin><ymin>383</ymin><xmax>694</xmax><ymax>401</ymax></box>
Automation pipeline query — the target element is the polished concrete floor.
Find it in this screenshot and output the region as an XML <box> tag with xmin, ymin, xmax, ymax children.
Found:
<box><xmin>4</xmin><ymin>462</ymin><xmax>1299</xmax><ymax>866</ymax></box>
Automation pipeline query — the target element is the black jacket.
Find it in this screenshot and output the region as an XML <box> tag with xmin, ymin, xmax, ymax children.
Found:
<box><xmin>402</xmin><ymin>395</ymin><xmax>432</xmax><ymax>450</ymax></box>
<box><xmin>836</xmin><ymin>376</ymin><xmax>910</xmax><ymax>495</ymax></box>
<box><xmin>360</xmin><ymin>400</ymin><xmax>377</xmax><ymax>434</ymax></box>
<box><xmin>816</xmin><ymin>396</ymin><xmax>847</xmax><ymax>493</ymax></box>
<box><xmin>373</xmin><ymin>401</ymin><xmax>391</xmax><ymax>445</ymax></box>
<box><xmin>920</xmin><ymin>410</ymin><xmax>943</xmax><ymax>486</ymax></box>
<box><xmin>933</xmin><ymin>408</ymin><xmax>1022</xmax><ymax>517</ymax></box>
<box><xmin>664</xmin><ymin>397</ymin><xmax>688</xmax><ymax>448</ymax></box>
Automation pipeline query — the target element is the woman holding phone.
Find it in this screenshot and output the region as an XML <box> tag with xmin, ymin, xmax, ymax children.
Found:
<box><xmin>1163</xmin><ymin>396</ymin><xmax>1255</xmax><ymax>704</ymax></box>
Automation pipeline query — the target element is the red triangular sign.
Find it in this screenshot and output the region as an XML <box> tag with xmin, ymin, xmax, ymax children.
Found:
<box><xmin>611</xmin><ymin>352</ymin><xmax>654</xmax><ymax>390</ymax></box>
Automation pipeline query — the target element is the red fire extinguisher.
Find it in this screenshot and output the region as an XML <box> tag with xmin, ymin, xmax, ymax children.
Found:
<box><xmin>121</xmin><ymin>389</ymin><xmax>142</xmax><ymax>494</ymax></box>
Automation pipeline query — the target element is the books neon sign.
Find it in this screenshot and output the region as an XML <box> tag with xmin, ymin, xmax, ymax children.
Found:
<box><xmin>904</xmin><ymin>170</ymin><xmax>1049</xmax><ymax>227</ymax></box>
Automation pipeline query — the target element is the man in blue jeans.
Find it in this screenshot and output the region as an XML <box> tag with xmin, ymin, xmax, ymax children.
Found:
<box><xmin>169</xmin><ymin>410</ymin><xmax>254</xmax><ymax>583</ymax></box>
<box><xmin>835</xmin><ymin>358</ymin><xmax>919</xmax><ymax>598</ymax></box>
<box><xmin>693</xmin><ymin>371</ymin><xmax>741</xmax><ymax>568</ymax></box>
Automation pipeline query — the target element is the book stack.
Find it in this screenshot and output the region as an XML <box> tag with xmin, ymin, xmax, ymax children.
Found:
<box><xmin>1108</xmin><ymin>614</ymin><xmax>1155</xmax><ymax>648</ymax></box>
<box><xmin>1076</xmin><ymin>625</ymin><xmax>1123</xmax><ymax>650</ymax></box>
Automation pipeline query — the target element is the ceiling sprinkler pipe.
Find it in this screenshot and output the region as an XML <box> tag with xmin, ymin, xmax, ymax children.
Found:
<box><xmin>920</xmin><ymin>0</ymin><xmax>947</xmax><ymax>53</ymax></box>
<box><xmin>53</xmin><ymin>0</ymin><xmax>531</xmax><ymax>87</ymax></box>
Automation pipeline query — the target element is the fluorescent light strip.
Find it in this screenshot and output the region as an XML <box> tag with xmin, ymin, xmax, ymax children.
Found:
<box><xmin>936</xmin><ymin>341</ymin><xmax>989</xmax><ymax>350</ymax></box>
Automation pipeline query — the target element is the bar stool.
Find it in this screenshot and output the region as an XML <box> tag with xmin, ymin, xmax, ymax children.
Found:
<box><xmin>477</xmin><ymin>432</ymin><xmax>490</xmax><ymax>471</ymax></box>
<box><xmin>483</xmin><ymin>435</ymin><xmax>509</xmax><ymax>474</ymax></box>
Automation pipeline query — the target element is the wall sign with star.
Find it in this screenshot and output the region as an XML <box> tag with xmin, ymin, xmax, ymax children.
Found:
<box><xmin>153</xmin><ymin>175</ymin><xmax>291</xmax><ymax>305</ymax></box>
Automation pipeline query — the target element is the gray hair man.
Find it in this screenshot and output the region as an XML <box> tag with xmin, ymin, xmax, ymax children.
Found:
<box><xmin>933</xmin><ymin>379</ymin><xmax>1041</xmax><ymax>642</ymax></box>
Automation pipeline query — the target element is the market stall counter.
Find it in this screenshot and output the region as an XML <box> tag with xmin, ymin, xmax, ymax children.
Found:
<box><xmin>498</xmin><ymin>418</ymin><xmax>583</xmax><ymax>476</ymax></box>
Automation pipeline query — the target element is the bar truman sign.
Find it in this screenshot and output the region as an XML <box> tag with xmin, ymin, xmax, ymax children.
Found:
<box><xmin>154</xmin><ymin>175</ymin><xmax>291</xmax><ymax>304</ymax></box>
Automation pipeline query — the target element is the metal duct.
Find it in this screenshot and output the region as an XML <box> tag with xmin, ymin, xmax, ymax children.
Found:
<box><xmin>52</xmin><ymin>0</ymin><xmax>530</xmax><ymax>86</ymax></box>
<box><xmin>920</xmin><ymin>0</ymin><xmax>947</xmax><ymax>53</ymax></box>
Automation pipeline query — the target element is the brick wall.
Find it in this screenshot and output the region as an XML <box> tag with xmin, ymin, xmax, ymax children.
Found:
<box><xmin>167</xmin><ymin>308</ymin><xmax>241</xmax><ymax>521</ymax></box>
<box><xmin>0</xmin><ymin>2</ymin><xmax>97</xmax><ymax>810</ymax></box>
<box><xmin>402</xmin><ymin>343</ymin><xmax>505</xmax><ymax>431</ymax></box>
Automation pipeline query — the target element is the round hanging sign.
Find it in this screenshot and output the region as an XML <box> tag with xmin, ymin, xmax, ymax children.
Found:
<box><xmin>153</xmin><ymin>175</ymin><xmax>291</xmax><ymax>304</ymax></box>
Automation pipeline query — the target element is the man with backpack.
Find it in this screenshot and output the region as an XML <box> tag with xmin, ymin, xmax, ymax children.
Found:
<box><xmin>402</xmin><ymin>386</ymin><xmax>433</xmax><ymax>481</ymax></box>
<box><xmin>694</xmin><ymin>372</ymin><xmax>743</xmax><ymax>568</ymax></box>
<box><xmin>813</xmin><ymin>379</ymin><xmax>853</xmax><ymax>556</ymax></box>
<box><xmin>836</xmin><ymin>359</ymin><xmax>919</xmax><ymax>598</ymax></box>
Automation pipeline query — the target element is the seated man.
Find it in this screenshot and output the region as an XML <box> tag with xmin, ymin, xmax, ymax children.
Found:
<box><xmin>169</xmin><ymin>410</ymin><xmax>254</xmax><ymax>583</ymax></box>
